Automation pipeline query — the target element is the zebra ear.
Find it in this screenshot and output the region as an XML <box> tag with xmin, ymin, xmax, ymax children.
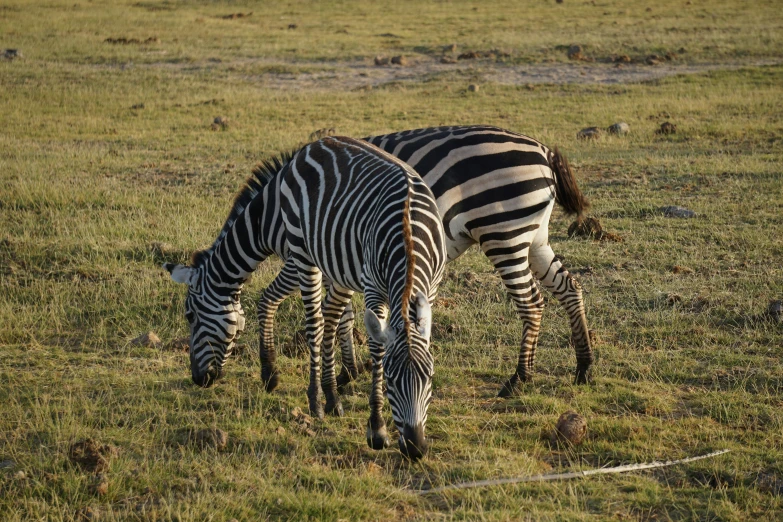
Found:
<box><xmin>364</xmin><ymin>309</ymin><xmax>388</xmax><ymax>345</ymax></box>
<box><xmin>163</xmin><ymin>263</ymin><xmax>192</xmax><ymax>285</ymax></box>
<box><xmin>415</xmin><ymin>291</ymin><xmax>432</xmax><ymax>339</ymax></box>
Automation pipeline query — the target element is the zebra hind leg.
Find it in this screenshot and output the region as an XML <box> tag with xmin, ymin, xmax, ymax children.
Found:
<box><xmin>482</xmin><ymin>241</ymin><xmax>545</xmax><ymax>397</ymax></box>
<box><xmin>257</xmin><ymin>259</ymin><xmax>299</xmax><ymax>392</ymax></box>
<box><xmin>320</xmin><ymin>284</ymin><xmax>353</xmax><ymax>416</ymax></box>
<box><xmin>530</xmin><ymin>244</ymin><xmax>593</xmax><ymax>384</ymax></box>
<box><xmin>335</xmin><ymin>301</ymin><xmax>360</xmax><ymax>393</ymax></box>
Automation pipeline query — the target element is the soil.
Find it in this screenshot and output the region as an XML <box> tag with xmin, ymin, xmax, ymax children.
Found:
<box><xmin>221</xmin><ymin>58</ymin><xmax>781</xmax><ymax>92</ymax></box>
<box><xmin>69</xmin><ymin>439</ymin><xmax>117</xmax><ymax>473</ymax></box>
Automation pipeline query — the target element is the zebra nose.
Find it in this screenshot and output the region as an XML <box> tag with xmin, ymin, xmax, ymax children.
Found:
<box><xmin>191</xmin><ymin>365</ymin><xmax>222</xmax><ymax>388</ymax></box>
<box><xmin>399</xmin><ymin>423</ymin><xmax>428</xmax><ymax>460</ymax></box>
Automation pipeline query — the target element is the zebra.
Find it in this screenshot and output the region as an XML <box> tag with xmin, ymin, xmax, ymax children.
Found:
<box><xmin>164</xmin><ymin>137</ymin><xmax>446</xmax><ymax>459</ymax></box>
<box><xmin>255</xmin><ymin>126</ymin><xmax>592</xmax><ymax>398</ymax></box>
<box><xmin>162</xmin><ymin>152</ymin><xmax>294</xmax><ymax>387</ymax></box>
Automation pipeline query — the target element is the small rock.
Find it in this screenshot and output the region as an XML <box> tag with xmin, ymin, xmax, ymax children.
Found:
<box><xmin>304</xmin><ymin>428</ymin><xmax>317</xmax><ymax>437</ymax></box>
<box><xmin>309</xmin><ymin>127</ymin><xmax>336</xmax><ymax>141</ymax></box>
<box><xmin>14</xmin><ymin>470</ymin><xmax>26</xmax><ymax>480</ymax></box>
<box><xmin>552</xmin><ymin>411</ymin><xmax>587</xmax><ymax>445</ymax></box>
<box><xmin>666</xmin><ymin>293</ymin><xmax>682</xmax><ymax>305</ymax></box>
<box><xmin>374</xmin><ymin>56</ymin><xmax>390</xmax><ymax>66</ymax></box>
<box><xmin>607</xmin><ymin>122</ymin><xmax>630</xmax><ymax>135</ymax></box>
<box><xmin>767</xmin><ymin>300</ymin><xmax>783</xmax><ymax>323</ymax></box>
<box><xmin>577</xmin><ymin>127</ymin><xmax>602</xmax><ymax>140</ymax></box>
<box><xmin>275</xmin><ymin>426</ymin><xmax>286</xmax><ymax>436</ymax></box>
<box><xmin>468</xmin><ymin>84</ymin><xmax>479</xmax><ymax>92</ymax></box>
<box><xmin>458</xmin><ymin>51</ymin><xmax>479</xmax><ymax>60</ymax></box>
<box><xmin>440</xmin><ymin>56</ymin><xmax>457</xmax><ymax>64</ymax></box>
<box><xmin>365</xmin><ymin>462</ymin><xmax>383</xmax><ymax>476</ymax></box>
<box><xmin>660</xmin><ymin>205</ymin><xmax>695</xmax><ymax>218</ymax></box>
<box><xmin>567</xmin><ymin>45</ymin><xmax>584</xmax><ymax>60</ymax></box>
<box><xmin>3</xmin><ymin>49</ymin><xmax>21</xmax><ymax>60</ymax></box>
<box><xmin>149</xmin><ymin>242</ymin><xmax>174</xmax><ymax>258</ymax></box>
<box><xmin>131</xmin><ymin>331</ymin><xmax>161</xmax><ymax>348</ymax></box>
<box><xmin>166</xmin><ymin>337</ymin><xmax>189</xmax><ymax>352</ymax></box>
<box><xmin>212</xmin><ymin>116</ymin><xmax>230</xmax><ymax>130</ymax></box>
<box><xmin>192</xmin><ymin>428</ymin><xmax>228</xmax><ymax>450</ymax></box>
<box><xmin>282</xmin><ymin>329</ymin><xmax>308</xmax><ymax>357</ymax></box>
<box><xmin>91</xmin><ymin>474</ymin><xmax>109</xmax><ymax>496</ymax></box>
<box><xmin>568</xmin><ymin>217</ymin><xmax>604</xmax><ymax>239</ymax></box>
<box><xmin>221</xmin><ymin>12</ymin><xmax>252</xmax><ymax>19</ymax></box>
<box><xmin>390</xmin><ymin>55</ymin><xmax>407</xmax><ymax>66</ymax></box>
<box><xmin>656</xmin><ymin>121</ymin><xmax>677</xmax><ymax>134</ymax></box>
<box><xmin>76</xmin><ymin>507</ymin><xmax>99</xmax><ymax>521</ymax></box>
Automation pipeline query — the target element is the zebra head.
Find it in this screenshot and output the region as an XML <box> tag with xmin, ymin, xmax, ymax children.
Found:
<box><xmin>365</xmin><ymin>291</ymin><xmax>434</xmax><ymax>460</ymax></box>
<box><xmin>163</xmin><ymin>262</ymin><xmax>246</xmax><ymax>387</ymax></box>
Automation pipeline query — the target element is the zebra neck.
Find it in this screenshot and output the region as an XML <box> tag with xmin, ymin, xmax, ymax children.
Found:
<box><xmin>202</xmin><ymin>198</ymin><xmax>269</xmax><ymax>289</ymax></box>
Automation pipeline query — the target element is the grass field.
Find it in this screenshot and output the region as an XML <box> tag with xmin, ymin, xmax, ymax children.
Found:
<box><xmin>2</xmin><ymin>1</ymin><xmax>783</xmax><ymax>520</ymax></box>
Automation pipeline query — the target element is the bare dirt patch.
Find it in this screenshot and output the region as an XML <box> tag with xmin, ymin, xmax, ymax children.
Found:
<box><xmin>237</xmin><ymin>58</ymin><xmax>781</xmax><ymax>91</ymax></box>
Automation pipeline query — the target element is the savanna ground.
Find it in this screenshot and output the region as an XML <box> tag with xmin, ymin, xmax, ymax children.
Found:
<box><xmin>1</xmin><ymin>0</ymin><xmax>782</xmax><ymax>520</ymax></box>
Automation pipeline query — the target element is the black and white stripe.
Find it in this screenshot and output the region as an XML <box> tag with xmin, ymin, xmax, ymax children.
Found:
<box><xmin>257</xmin><ymin>126</ymin><xmax>593</xmax><ymax>395</ymax></box>
<box><xmin>279</xmin><ymin>136</ymin><xmax>445</xmax><ymax>459</ymax></box>
<box><xmin>163</xmin><ymin>137</ymin><xmax>446</xmax><ymax>459</ymax></box>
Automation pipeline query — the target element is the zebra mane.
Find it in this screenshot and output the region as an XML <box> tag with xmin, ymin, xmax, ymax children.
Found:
<box><xmin>191</xmin><ymin>148</ymin><xmax>298</xmax><ymax>267</ymax></box>
<box><xmin>400</xmin><ymin>174</ymin><xmax>416</xmax><ymax>346</ymax></box>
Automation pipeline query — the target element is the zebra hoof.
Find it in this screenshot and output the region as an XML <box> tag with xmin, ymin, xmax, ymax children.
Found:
<box><xmin>497</xmin><ymin>382</ymin><xmax>518</xmax><ymax>398</ymax></box>
<box><xmin>366</xmin><ymin>424</ymin><xmax>390</xmax><ymax>450</ymax></box>
<box><xmin>262</xmin><ymin>371</ymin><xmax>280</xmax><ymax>393</ymax></box>
<box><xmin>574</xmin><ymin>366</ymin><xmax>592</xmax><ymax>385</ymax></box>
<box><xmin>308</xmin><ymin>401</ymin><xmax>325</xmax><ymax>421</ymax></box>
<box><xmin>497</xmin><ymin>374</ymin><xmax>528</xmax><ymax>398</ymax></box>
<box><xmin>325</xmin><ymin>400</ymin><xmax>344</xmax><ymax>417</ymax></box>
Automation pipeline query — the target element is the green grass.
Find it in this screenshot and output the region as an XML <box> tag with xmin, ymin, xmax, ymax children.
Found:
<box><xmin>2</xmin><ymin>1</ymin><xmax>783</xmax><ymax>520</ymax></box>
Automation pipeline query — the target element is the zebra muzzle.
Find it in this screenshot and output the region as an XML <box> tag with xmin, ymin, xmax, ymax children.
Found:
<box><xmin>399</xmin><ymin>423</ymin><xmax>428</xmax><ymax>460</ymax></box>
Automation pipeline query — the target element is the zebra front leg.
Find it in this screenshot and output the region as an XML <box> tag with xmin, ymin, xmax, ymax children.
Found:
<box><xmin>335</xmin><ymin>301</ymin><xmax>360</xmax><ymax>393</ymax></box>
<box><xmin>530</xmin><ymin>244</ymin><xmax>593</xmax><ymax>384</ymax></box>
<box><xmin>320</xmin><ymin>284</ymin><xmax>353</xmax><ymax>416</ymax></box>
<box><xmin>363</xmin><ymin>296</ymin><xmax>390</xmax><ymax>450</ymax></box>
<box><xmin>296</xmin><ymin>258</ymin><xmax>326</xmax><ymax>420</ymax></box>
<box><xmin>257</xmin><ymin>259</ymin><xmax>299</xmax><ymax>392</ymax></box>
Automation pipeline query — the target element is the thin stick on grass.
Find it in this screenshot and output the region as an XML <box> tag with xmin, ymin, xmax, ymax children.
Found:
<box><xmin>418</xmin><ymin>449</ymin><xmax>731</xmax><ymax>494</ymax></box>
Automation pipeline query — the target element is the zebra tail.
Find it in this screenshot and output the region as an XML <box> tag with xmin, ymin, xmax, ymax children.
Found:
<box><xmin>549</xmin><ymin>147</ymin><xmax>589</xmax><ymax>221</ymax></box>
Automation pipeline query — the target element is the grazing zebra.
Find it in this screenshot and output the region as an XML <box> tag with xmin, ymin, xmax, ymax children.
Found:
<box><xmin>164</xmin><ymin>137</ymin><xmax>445</xmax><ymax>459</ymax></box>
<box><xmin>256</xmin><ymin>126</ymin><xmax>593</xmax><ymax>397</ymax></box>
<box><xmin>162</xmin><ymin>152</ymin><xmax>294</xmax><ymax>387</ymax></box>
<box><xmin>279</xmin><ymin>136</ymin><xmax>445</xmax><ymax>459</ymax></box>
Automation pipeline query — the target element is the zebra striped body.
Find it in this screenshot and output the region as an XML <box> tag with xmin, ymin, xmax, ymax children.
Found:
<box><xmin>257</xmin><ymin>126</ymin><xmax>593</xmax><ymax>396</ymax></box>
<box><xmin>279</xmin><ymin>136</ymin><xmax>445</xmax><ymax>459</ymax></box>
